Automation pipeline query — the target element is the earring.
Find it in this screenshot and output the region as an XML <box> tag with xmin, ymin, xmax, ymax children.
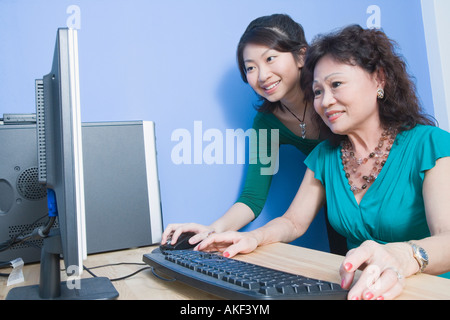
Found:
<box><xmin>377</xmin><ymin>88</ymin><xmax>385</xmax><ymax>99</ymax></box>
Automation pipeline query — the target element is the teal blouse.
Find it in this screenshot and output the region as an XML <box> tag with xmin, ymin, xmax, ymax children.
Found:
<box><xmin>305</xmin><ymin>125</ymin><xmax>450</xmax><ymax>277</ymax></box>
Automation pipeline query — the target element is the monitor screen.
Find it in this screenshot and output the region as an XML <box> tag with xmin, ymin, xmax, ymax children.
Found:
<box><xmin>6</xmin><ymin>28</ymin><xmax>118</xmax><ymax>300</ymax></box>
<box><xmin>36</xmin><ymin>27</ymin><xmax>86</xmax><ymax>278</ymax></box>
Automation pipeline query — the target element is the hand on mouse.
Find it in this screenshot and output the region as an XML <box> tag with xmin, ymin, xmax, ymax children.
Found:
<box><xmin>162</xmin><ymin>223</ymin><xmax>214</xmax><ymax>246</ymax></box>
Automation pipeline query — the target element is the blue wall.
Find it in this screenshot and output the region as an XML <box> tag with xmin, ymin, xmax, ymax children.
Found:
<box><xmin>0</xmin><ymin>0</ymin><xmax>433</xmax><ymax>252</ymax></box>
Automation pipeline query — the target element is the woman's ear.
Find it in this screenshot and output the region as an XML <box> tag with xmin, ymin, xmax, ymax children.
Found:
<box><xmin>375</xmin><ymin>67</ymin><xmax>386</xmax><ymax>88</ymax></box>
<box><xmin>296</xmin><ymin>47</ymin><xmax>307</xmax><ymax>69</ymax></box>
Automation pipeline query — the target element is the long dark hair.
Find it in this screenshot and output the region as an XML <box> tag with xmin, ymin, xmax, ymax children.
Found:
<box><xmin>237</xmin><ymin>14</ymin><xmax>308</xmax><ymax>113</ymax></box>
<box><xmin>301</xmin><ymin>24</ymin><xmax>436</xmax><ymax>145</ymax></box>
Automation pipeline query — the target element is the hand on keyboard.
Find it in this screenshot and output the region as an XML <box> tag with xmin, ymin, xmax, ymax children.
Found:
<box><xmin>196</xmin><ymin>231</ymin><xmax>259</xmax><ymax>258</ymax></box>
<box><xmin>143</xmin><ymin>248</ymin><xmax>348</xmax><ymax>300</ymax></box>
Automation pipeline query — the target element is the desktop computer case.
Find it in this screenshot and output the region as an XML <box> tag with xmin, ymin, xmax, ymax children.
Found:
<box><xmin>0</xmin><ymin>121</ymin><xmax>163</xmax><ymax>263</ymax></box>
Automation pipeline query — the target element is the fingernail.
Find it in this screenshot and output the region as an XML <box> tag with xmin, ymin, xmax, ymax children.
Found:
<box><xmin>341</xmin><ymin>279</ymin><xmax>346</xmax><ymax>288</ymax></box>
<box><xmin>376</xmin><ymin>296</ymin><xmax>384</xmax><ymax>300</ymax></box>
<box><xmin>351</xmin><ymin>296</ymin><xmax>359</xmax><ymax>300</ymax></box>
<box><xmin>223</xmin><ymin>252</ymin><xmax>230</xmax><ymax>258</ymax></box>
<box><xmin>344</xmin><ymin>262</ymin><xmax>353</xmax><ymax>271</ymax></box>
<box><xmin>365</xmin><ymin>292</ymin><xmax>374</xmax><ymax>300</ymax></box>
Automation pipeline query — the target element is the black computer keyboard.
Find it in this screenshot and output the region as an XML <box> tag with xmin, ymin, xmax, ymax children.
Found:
<box><xmin>143</xmin><ymin>248</ymin><xmax>348</xmax><ymax>300</ymax></box>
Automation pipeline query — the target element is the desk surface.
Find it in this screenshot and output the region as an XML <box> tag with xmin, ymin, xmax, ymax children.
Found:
<box><xmin>1</xmin><ymin>242</ymin><xmax>450</xmax><ymax>300</ymax></box>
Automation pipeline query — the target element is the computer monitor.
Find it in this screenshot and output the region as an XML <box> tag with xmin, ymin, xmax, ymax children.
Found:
<box><xmin>6</xmin><ymin>28</ymin><xmax>118</xmax><ymax>300</ymax></box>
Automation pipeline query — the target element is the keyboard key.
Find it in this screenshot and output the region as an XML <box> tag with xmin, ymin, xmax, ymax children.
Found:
<box><xmin>259</xmin><ymin>285</ymin><xmax>278</xmax><ymax>296</ymax></box>
<box><xmin>276</xmin><ymin>284</ymin><xmax>295</xmax><ymax>294</ymax></box>
<box><xmin>242</xmin><ymin>280</ymin><xmax>260</xmax><ymax>290</ymax></box>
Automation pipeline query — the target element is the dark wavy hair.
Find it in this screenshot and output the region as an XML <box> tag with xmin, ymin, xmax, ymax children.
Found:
<box><xmin>237</xmin><ymin>14</ymin><xmax>308</xmax><ymax>113</ymax></box>
<box><xmin>301</xmin><ymin>24</ymin><xmax>436</xmax><ymax>144</ymax></box>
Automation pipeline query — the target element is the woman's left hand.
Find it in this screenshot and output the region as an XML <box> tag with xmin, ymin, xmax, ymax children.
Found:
<box><xmin>340</xmin><ymin>240</ymin><xmax>418</xmax><ymax>300</ymax></box>
<box><xmin>196</xmin><ymin>231</ymin><xmax>259</xmax><ymax>258</ymax></box>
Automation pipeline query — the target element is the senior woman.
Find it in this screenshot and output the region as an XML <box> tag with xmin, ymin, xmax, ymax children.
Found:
<box><xmin>197</xmin><ymin>25</ymin><xmax>450</xmax><ymax>300</ymax></box>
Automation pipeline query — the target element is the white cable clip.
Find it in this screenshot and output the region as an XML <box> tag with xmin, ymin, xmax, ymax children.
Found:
<box><xmin>7</xmin><ymin>258</ymin><xmax>25</xmax><ymax>286</ymax></box>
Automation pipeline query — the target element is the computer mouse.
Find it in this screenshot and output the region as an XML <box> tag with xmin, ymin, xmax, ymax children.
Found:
<box><xmin>160</xmin><ymin>232</ymin><xmax>198</xmax><ymax>251</ymax></box>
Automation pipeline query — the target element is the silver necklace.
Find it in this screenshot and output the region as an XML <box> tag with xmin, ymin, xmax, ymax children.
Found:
<box><xmin>283</xmin><ymin>103</ymin><xmax>308</xmax><ymax>139</ymax></box>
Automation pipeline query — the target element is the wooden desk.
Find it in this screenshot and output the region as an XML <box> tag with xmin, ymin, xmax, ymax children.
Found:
<box><xmin>1</xmin><ymin>243</ymin><xmax>449</xmax><ymax>300</ymax></box>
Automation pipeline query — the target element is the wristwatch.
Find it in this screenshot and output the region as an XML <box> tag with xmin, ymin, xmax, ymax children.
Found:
<box><xmin>408</xmin><ymin>241</ymin><xmax>429</xmax><ymax>274</ymax></box>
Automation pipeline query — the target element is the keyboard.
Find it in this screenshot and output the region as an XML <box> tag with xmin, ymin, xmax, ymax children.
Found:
<box><xmin>143</xmin><ymin>248</ymin><xmax>348</xmax><ymax>300</ymax></box>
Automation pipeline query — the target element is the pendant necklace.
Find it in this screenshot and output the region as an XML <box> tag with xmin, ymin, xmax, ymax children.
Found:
<box><xmin>283</xmin><ymin>103</ymin><xmax>308</xmax><ymax>139</ymax></box>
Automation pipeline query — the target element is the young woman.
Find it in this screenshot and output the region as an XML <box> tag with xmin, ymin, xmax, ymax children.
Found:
<box><xmin>161</xmin><ymin>14</ymin><xmax>333</xmax><ymax>248</ymax></box>
<box><xmin>197</xmin><ymin>25</ymin><xmax>450</xmax><ymax>300</ymax></box>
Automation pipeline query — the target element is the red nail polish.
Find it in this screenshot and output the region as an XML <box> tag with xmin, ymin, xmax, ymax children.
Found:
<box><xmin>344</xmin><ymin>262</ymin><xmax>353</xmax><ymax>271</ymax></box>
<box><xmin>365</xmin><ymin>292</ymin><xmax>374</xmax><ymax>300</ymax></box>
<box><xmin>223</xmin><ymin>252</ymin><xmax>230</xmax><ymax>258</ymax></box>
<box><xmin>341</xmin><ymin>279</ymin><xmax>346</xmax><ymax>288</ymax></box>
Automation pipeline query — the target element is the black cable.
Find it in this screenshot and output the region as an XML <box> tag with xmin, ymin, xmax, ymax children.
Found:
<box><xmin>40</xmin><ymin>216</ymin><xmax>56</xmax><ymax>236</ymax></box>
<box><xmin>150</xmin><ymin>267</ymin><xmax>176</xmax><ymax>282</ymax></box>
<box><xmin>109</xmin><ymin>267</ymin><xmax>151</xmax><ymax>282</ymax></box>
<box><xmin>0</xmin><ymin>261</ymin><xmax>12</xmax><ymax>277</ymax></box>
<box><xmin>85</xmin><ymin>262</ymin><xmax>147</xmax><ymax>270</ymax></box>
<box><xmin>0</xmin><ymin>213</ymin><xmax>51</xmax><ymax>252</ymax></box>
<box><xmin>82</xmin><ymin>265</ymin><xmax>97</xmax><ymax>278</ymax></box>
<box><xmin>82</xmin><ymin>262</ymin><xmax>153</xmax><ymax>282</ymax></box>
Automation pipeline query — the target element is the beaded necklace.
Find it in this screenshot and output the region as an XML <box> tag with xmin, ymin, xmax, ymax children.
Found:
<box><xmin>340</xmin><ymin>128</ymin><xmax>397</xmax><ymax>194</ymax></box>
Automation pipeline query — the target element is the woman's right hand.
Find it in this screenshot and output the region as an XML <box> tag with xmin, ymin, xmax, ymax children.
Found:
<box><xmin>161</xmin><ymin>223</ymin><xmax>214</xmax><ymax>246</ymax></box>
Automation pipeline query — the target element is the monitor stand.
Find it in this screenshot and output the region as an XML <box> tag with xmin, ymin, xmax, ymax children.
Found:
<box><xmin>6</xmin><ymin>230</ymin><xmax>119</xmax><ymax>300</ymax></box>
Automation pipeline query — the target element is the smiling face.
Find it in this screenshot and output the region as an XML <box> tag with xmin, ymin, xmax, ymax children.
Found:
<box><xmin>312</xmin><ymin>54</ymin><xmax>383</xmax><ymax>136</ymax></box>
<box><xmin>243</xmin><ymin>43</ymin><xmax>304</xmax><ymax>106</ymax></box>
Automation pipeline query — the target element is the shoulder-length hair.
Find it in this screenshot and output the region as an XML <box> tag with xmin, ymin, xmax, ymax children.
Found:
<box><xmin>301</xmin><ymin>24</ymin><xmax>436</xmax><ymax>145</ymax></box>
